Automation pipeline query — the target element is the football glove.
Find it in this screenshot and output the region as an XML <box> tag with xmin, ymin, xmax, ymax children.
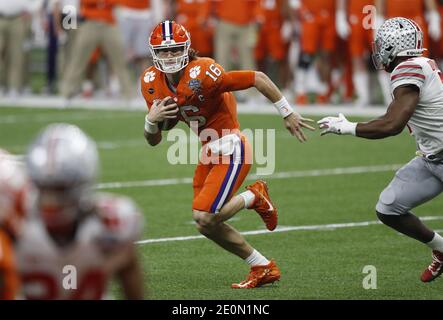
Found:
<box><xmin>317</xmin><ymin>113</ymin><xmax>357</xmax><ymax>136</ymax></box>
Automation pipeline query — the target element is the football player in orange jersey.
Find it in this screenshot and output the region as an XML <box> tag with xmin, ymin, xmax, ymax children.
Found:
<box><xmin>294</xmin><ymin>0</ymin><xmax>337</xmax><ymax>104</ymax></box>
<box><xmin>141</xmin><ymin>20</ymin><xmax>315</xmax><ymax>288</ymax></box>
<box><xmin>336</xmin><ymin>0</ymin><xmax>375</xmax><ymax>106</ymax></box>
<box><xmin>255</xmin><ymin>0</ymin><xmax>293</xmax><ymax>89</ymax></box>
<box><xmin>171</xmin><ymin>0</ymin><xmax>214</xmax><ymax>57</ymax></box>
<box><xmin>0</xmin><ymin>149</ymin><xmax>28</xmax><ymax>299</ymax></box>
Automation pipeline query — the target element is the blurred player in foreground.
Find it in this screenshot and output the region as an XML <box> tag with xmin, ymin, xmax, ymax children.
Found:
<box><xmin>318</xmin><ymin>17</ymin><xmax>443</xmax><ymax>282</ymax></box>
<box><xmin>16</xmin><ymin>123</ymin><xmax>145</xmax><ymax>299</ymax></box>
<box><xmin>0</xmin><ymin>149</ymin><xmax>28</xmax><ymax>299</ymax></box>
<box><xmin>141</xmin><ymin>20</ymin><xmax>315</xmax><ymax>288</ymax></box>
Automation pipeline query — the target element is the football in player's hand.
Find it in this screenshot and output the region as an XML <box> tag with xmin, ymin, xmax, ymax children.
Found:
<box><xmin>158</xmin><ymin>97</ymin><xmax>179</xmax><ymax>131</ymax></box>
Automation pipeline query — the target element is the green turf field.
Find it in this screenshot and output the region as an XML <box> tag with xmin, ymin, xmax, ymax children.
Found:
<box><xmin>1</xmin><ymin>107</ymin><xmax>442</xmax><ymax>300</ymax></box>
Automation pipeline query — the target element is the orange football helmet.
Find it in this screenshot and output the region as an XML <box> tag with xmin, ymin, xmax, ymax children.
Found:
<box><xmin>149</xmin><ymin>20</ymin><xmax>191</xmax><ymax>73</ymax></box>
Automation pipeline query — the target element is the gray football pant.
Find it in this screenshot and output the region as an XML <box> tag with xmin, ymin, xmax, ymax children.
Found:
<box><xmin>0</xmin><ymin>15</ymin><xmax>27</xmax><ymax>91</ymax></box>
<box><xmin>376</xmin><ymin>157</ymin><xmax>443</xmax><ymax>215</ymax></box>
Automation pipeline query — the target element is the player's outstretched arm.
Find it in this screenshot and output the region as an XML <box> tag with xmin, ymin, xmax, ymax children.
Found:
<box><xmin>253</xmin><ymin>71</ymin><xmax>315</xmax><ymax>142</ymax></box>
<box><xmin>318</xmin><ymin>85</ymin><xmax>419</xmax><ymax>139</ymax></box>
<box><xmin>144</xmin><ymin>97</ymin><xmax>178</xmax><ymax>146</ymax></box>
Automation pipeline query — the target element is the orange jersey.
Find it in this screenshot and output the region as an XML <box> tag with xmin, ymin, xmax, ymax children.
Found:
<box><xmin>255</xmin><ymin>0</ymin><xmax>287</xmax><ymax>60</ymax></box>
<box><xmin>0</xmin><ymin>229</ymin><xmax>19</xmax><ymax>300</ymax></box>
<box><xmin>299</xmin><ymin>0</ymin><xmax>337</xmax><ymax>53</ymax></box>
<box><xmin>347</xmin><ymin>0</ymin><xmax>375</xmax><ymax>57</ymax></box>
<box><xmin>119</xmin><ymin>0</ymin><xmax>150</xmax><ymax>9</ymax></box>
<box><xmin>258</xmin><ymin>0</ymin><xmax>285</xmax><ymax>23</ymax></box>
<box><xmin>385</xmin><ymin>0</ymin><xmax>428</xmax><ymax>49</ymax></box>
<box><xmin>348</xmin><ymin>0</ymin><xmax>374</xmax><ymax>16</ymax></box>
<box><xmin>385</xmin><ymin>0</ymin><xmax>424</xmax><ymax>18</ymax></box>
<box><xmin>140</xmin><ymin>57</ymin><xmax>255</xmax><ymax>141</ymax></box>
<box><xmin>175</xmin><ymin>0</ymin><xmax>213</xmax><ymax>55</ymax></box>
<box><xmin>301</xmin><ymin>0</ymin><xmax>335</xmax><ymax>13</ymax></box>
<box><xmin>81</xmin><ymin>0</ymin><xmax>116</xmax><ymax>24</ymax></box>
<box><xmin>176</xmin><ymin>0</ymin><xmax>210</xmax><ymax>27</ymax></box>
<box><xmin>214</xmin><ymin>0</ymin><xmax>260</xmax><ymax>25</ymax></box>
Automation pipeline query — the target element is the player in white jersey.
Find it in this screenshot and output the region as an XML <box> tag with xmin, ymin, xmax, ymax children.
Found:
<box><xmin>16</xmin><ymin>124</ymin><xmax>145</xmax><ymax>299</ymax></box>
<box><xmin>317</xmin><ymin>17</ymin><xmax>443</xmax><ymax>283</ymax></box>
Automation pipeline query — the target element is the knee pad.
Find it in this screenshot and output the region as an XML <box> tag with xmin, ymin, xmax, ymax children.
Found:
<box><xmin>298</xmin><ymin>53</ymin><xmax>313</xmax><ymax>69</ymax></box>
<box><xmin>375</xmin><ymin>186</ymin><xmax>406</xmax><ymax>215</ymax></box>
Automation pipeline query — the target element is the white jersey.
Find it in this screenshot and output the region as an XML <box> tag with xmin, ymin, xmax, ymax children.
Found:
<box><xmin>390</xmin><ymin>57</ymin><xmax>443</xmax><ymax>155</ymax></box>
<box><xmin>16</xmin><ymin>193</ymin><xmax>143</xmax><ymax>300</ymax></box>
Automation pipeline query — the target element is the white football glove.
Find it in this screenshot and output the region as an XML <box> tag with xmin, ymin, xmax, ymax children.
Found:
<box><xmin>335</xmin><ymin>10</ymin><xmax>350</xmax><ymax>39</ymax></box>
<box><xmin>317</xmin><ymin>113</ymin><xmax>357</xmax><ymax>136</ymax></box>
<box><xmin>427</xmin><ymin>10</ymin><xmax>441</xmax><ymax>41</ymax></box>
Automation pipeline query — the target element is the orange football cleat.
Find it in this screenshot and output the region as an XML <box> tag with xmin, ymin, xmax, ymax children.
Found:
<box><xmin>421</xmin><ymin>250</ymin><xmax>443</xmax><ymax>283</ymax></box>
<box><xmin>246</xmin><ymin>180</ymin><xmax>277</xmax><ymax>231</ymax></box>
<box><xmin>231</xmin><ymin>260</ymin><xmax>281</xmax><ymax>289</ymax></box>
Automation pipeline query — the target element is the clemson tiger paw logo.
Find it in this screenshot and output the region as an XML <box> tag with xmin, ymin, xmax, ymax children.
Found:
<box><xmin>189</xmin><ymin>66</ymin><xmax>201</xmax><ymax>79</ymax></box>
<box><xmin>144</xmin><ymin>71</ymin><xmax>156</xmax><ymax>83</ymax></box>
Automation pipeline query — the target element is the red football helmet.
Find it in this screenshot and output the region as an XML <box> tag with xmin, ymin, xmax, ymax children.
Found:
<box><xmin>149</xmin><ymin>20</ymin><xmax>191</xmax><ymax>73</ymax></box>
